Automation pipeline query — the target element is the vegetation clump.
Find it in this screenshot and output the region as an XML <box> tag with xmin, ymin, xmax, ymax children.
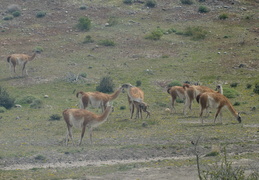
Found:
<box><xmin>30</xmin><ymin>99</ymin><xmax>43</xmax><ymax>109</ymax></box>
<box><xmin>253</xmin><ymin>83</ymin><xmax>259</xmax><ymax>95</ymax></box>
<box><xmin>184</xmin><ymin>26</ymin><xmax>208</xmax><ymax>40</ymax></box>
<box><xmin>223</xmin><ymin>88</ymin><xmax>239</xmax><ymax>98</ymax></box>
<box><xmin>198</xmin><ymin>6</ymin><xmax>210</xmax><ymax>13</ymax></box>
<box><xmin>145</xmin><ymin>0</ymin><xmax>157</xmax><ymax>8</ymax></box>
<box><xmin>219</xmin><ymin>13</ymin><xmax>228</xmax><ymax>20</ymax></box>
<box><xmin>36</xmin><ymin>11</ymin><xmax>46</xmax><ymax>18</ymax></box>
<box><xmin>0</xmin><ymin>86</ymin><xmax>15</xmax><ymax>109</ymax></box>
<box><xmin>123</xmin><ymin>0</ymin><xmax>133</xmax><ymax>4</ymax></box>
<box><xmin>145</xmin><ymin>29</ymin><xmax>163</xmax><ymax>40</ymax></box>
<box><xmin>96</xmin><ymin>76</ymin><xmax>115</xmax><ymax>93</ymax></box>
<box><xmin>83</xmin><ymin>35</ymin><xmax>94</xmax><ymax>44</ymax></box>
<box><xmin>98</xmin><ymin>39</ymin><xmax>115</xmax><ymax>46</ymax></box>
<box><xmin>12</xmin><ymin>11</ymin><xmax>21</xmax><ymax>17</ymax></box>
<box><xmin>76</xmin><ymin>17</ymin><xmax>91</xmax><ymax>31</ymax></box>
<box><xmin>180</xmin><ymin>0</ymin><xmax>194</xmax><ymax>5</ymax></box>
<box><xmin>49</xmin><ymin>114</ymin><xmax>62</xmax><ymax>121</ymax></box>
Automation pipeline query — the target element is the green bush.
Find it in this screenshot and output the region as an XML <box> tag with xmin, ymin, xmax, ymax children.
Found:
<box><xmin>167</xmin><ymin>81</ymin><xmax>182</xmax><ymax>88</ymax></box>
<box><xmin>136</xmin><ymin>80</ymin><xmax>142</xmax><ymax>87</ymax></box>
<box><xmin>253</xmin><ymin>83</ymin><xmax>259</xmax><ymax>94</ymax></box>
<box><xmin>79</xmin><ymin>5</ymin><xmax>87</xmax><ymax>10</ymax></box>
<box><xmin>98</xmin><ymin>39</ymin><xmax>115</xmax><ymax>46</ymax></box>
<box><xmin>30</xmin><ymin>99</ymin><xmax>43</xmax><ymax>109</ymax></box>
<box><xmin>15</xmin><ymin>96</ymin><xmax>36</xmax><ymax>104</ymax></box>
<box><xmin>219</xmin><ymin>13</ymin><xmax>228</xmax><ymax>20</ymax></box>
<box><xmin>233</xmin><ymin>102</ymin><xmax>240</xmax><ymax>106</ymax></box>
<box><xmin>34</xmin><ymin>46</ymin><xmax>44</xmax><ymax>53</ymax></box>
<box><xmin>198</xmin><ymin>6</ymin><xmax>210</xmax><ymax>13</ymax></box>
<box><xmin>76</xmin><ymin>17</ymin><xmax>91</xmax><ymax>31</ymax></box>
<box><xmin>0</xmin><ymin>107</ymin><xmax>6</xmax><ymax>113</ymax></box>
<box><xmin>83</xmin><ymin>35</ymin><xmax>94</xmax><ymax>44</ymax></box>
<box><xmin>123</xmin><ymin>0</ymin><xmax>133</xmax><ymax>4</ymax></box>
<box><xmin>223</xmin><ymin>88</ymin><xmax>239</xmax><ymax>98</ymax></box>
<box><xmin>0</xmin><ymin>86</ymin><xmax>15</xmax><ymax>109</ymax></box>
<box><xmin>12</xmin><ymin>11</ymin><xmax>21</xmax><ymax>17</ymax></box>
<box><xmin>230</xmin><ymin>82</ymin><xmax>238</xmax><ymax>87</ymax></box>
<box><xmin>246</xmin><ymin>84</ymin><xmax>252</xmax><ymax>89</ymax></box>
<box><xmin>96</xmin><ymin>76</ymin><xmax>115</xmax><ymax>93</ymax></box>
<box><xmin>49</xmin><ymin>114</ymin><xmax>62</xmax><ymax>121</ymax></box>
<box><xmin>35</xmin><ymin>155</ymin><xmax>46</xmax><ymax>161</ymax></box>
<box><xmin>120</xmin><ymin>106</ymin><xmax>126</xmax><ymax>110</ymax></box>
<box><xmin>3</xmin><ymin>16</ymin><xmax>13</xmax><ymax>21</ymax></box>
<box><xmin>146</xmin><ymin>0</ymin><xmax>157</xmax><ymax>8</ymax></box>
<box><xmin>36</xmin><ymin>11</ymin><xmax>46</xmax><ymax>18</ymax></box>
<box><xmin>145</xmin><ymin>29</ymin><xmax>163</xmax><ymax>40</ymax></box>
<box><xmin>180</xmin><ymin>0</ymin><xmax>194</xmax><ymax>5</ymax></box>
<box><xmin>184</xmin><ymin>26</ymin><xmax>208</xmax><ymax>40</ymax></box>
<box><xmin>205</xmin><ymin>151</ymin><xmax>220</xmax><ymax>157</ymax></box>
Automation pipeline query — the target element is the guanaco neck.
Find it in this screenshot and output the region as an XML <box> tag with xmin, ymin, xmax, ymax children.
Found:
<box><xmin>96</xmin><ymin>107</ymin><xmax>112</xmax><ymax>122</ymax></box>
<box><xmin>226</xmin><ymin>100</ymin><xmax>239</xmax><ymax>118</ymax></box>
<box><xmin>29</xmin><ymin>52</ymin><xmax>37</xmax><ymax>61</ymax></box>
<box><xmin>108</xmin><ymin>88</ymin><xmax>122</xmax><ymax>100</ymax></box>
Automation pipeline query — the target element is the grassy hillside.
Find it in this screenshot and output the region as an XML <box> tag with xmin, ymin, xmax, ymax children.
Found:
<box><xmin>0</xmin><ymin>0</ymin><xmax>258</xmax><ymax>179</ymax></box>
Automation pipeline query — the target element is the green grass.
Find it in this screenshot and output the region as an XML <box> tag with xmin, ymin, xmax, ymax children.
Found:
<box><xmin>0</xmin><ymin>0</ymin><xmax>258</xmax><ymax>178</ymax></box>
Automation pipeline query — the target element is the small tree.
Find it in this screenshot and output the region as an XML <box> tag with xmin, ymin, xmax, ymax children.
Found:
<box><xmin>96</xmin><ymin>76</ymin><xmax>115</xmax><ymax>93</ymax></box>
<box><xmin>0</xmin><ymin>86</ymin><xmax>15</xmax><ymax>109</ymax></box>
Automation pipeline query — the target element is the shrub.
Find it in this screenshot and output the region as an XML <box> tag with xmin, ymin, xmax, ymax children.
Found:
<box><xmin>98</xmin><ymin>39</ymin><xmax>115</xmax><ymax>46</ymax></box>
<box><xmin>64</xmin><ymin>72</ymin><xmax>86</xmax><ymax>83</ymax></box>
<box><xmin>233</xmin><ymin>102</ymin><xmax>240</xmax><ymax>106</ymax></box>
<box><xmin>15</xmin><ymin>96</ymin><xmax>36</xmax><ymax>104</ymax></box>
<box><xmin>36</xmin><ymin>11</ymin><xmax>46</xmax><ymax>18</ymax></box>
<box><xmin>167</xmin><ymin>81</ymin><xmax>182</xmax><ymax>88</ymax></box>
<box><xmin>96</xmin><ymin>76</ymin><xmax>115</xmax><ymax>93</ymax></box>
<box><xmin>184</xmin><ymin>26</ymin><xmax>208</xmax><ymax>40</ymax></box>
<box><xmin>0</xmin><ymin>107</ymin><xmax>6</xmax><ymax>113</ymax></box>
<box><xmin>205</xmin><ymin>151</ymin><xmax>220</xmax><ymax>157</ymax></box>
<box><xmin>3</xmin><ymin>16</ymin><xmax>13</xmax><ymax>21</ymax></box>
<box><xmin>120</xmin><ymin>106</ymin><xmax>126</xmax><ymax>110</ymax></box>
<box><xmin>35</xmin><ymin>155</ymin><xmax>46</xmax><ymax>161</ymax></box>
<box><xmin>219</xmin><ymin>13</ymin><xmax>228</xmax><ymax>20</ymax></box>
<box><xmin>136</xmin><ymin>80</ymin><xmax>142</xmax><ymax>87</ymax></box>
<box><xmin>76</xmin><ymin>17</ymin><xmax>91</xmax><ymax>31</ymax></box>
<box><xmin>180</xmin><ymin>0</ymin><xmax>194</xmax><ymax>5</ymax></box>
<box><xmin>246</xmin><ymin>84</ymin><xmax>252</xmax><ymax>89</ymax></box>
<box><xmin>79</xmin><ymin>5</ymin><xmax>87</xmax><ymax>10</ymax></box>
<box><xmin>146</xmin><ymin>0</ymin><xmax>157</xmax><ymax>8</ymax></box>
<box><xmin>0</xmin><ymin>86</ymin><xmax>15</xmax><ymax>109</ymax></box>
<box><xmin>223</xmin><ymin>88</ymin><xmax>239</xmax><ymax>98</ymax></box>
<box><xmin>123</xmin><ymin>0</ymin><xmax>133</xmax><ymax>4</ymax></box>
<box><xmin>83</xmin><ymin>35</ymin><xmax>94</xmax><ymax>44</ymax></box>
<box><xmin>198</xmin><ymin>6</ymin><xmax>210</xmax><ymax>13</ymax></box>
<box><xmin>30</xmin><ymin>99</ymin><xmax>43</xmax><ymax>109</ymax></box>
<box><xmin>49</xmin><ymin>114</ymin><xmax>62</xmax><ymax>121</ymax></box>
<box><xmin>12</xmin><ymin>11</ymin><xmax>21</xmax><ymax>17</ymax></box>
<box><xmin>7</xmin><ymin>4</ymin><xmax>21</xmax><ymax>13</ymax></box>
<box><xmin>253</xmin><ymin>83</ymin><xmax>259</xmax><ymax>95</ymax></box>
<box><xmin>79</xmin><ymin>73</ymin><xmax>87</xmax><ymax>78</ymax></box>
<box><xmin>230</xmin><ymin>82</ymin><xmax>238</xmax><ymax>87</ymax></box>
<box><xmin>145</xmin><ymin>29</ymin><xmax>163</xmax><ymax>40</ymax></box>
<box><xmin>34</xmin><ymin>46</ymin><xmax>44</xmax><ymax>53</ymax></box>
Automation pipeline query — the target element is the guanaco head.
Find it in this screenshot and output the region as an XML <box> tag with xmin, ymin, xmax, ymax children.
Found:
<box><xmin>215</xmin><ymin>84</ymin><xmax>222</xmax><ymax>91</ymax></box>
<box><xmin>182</xmin><ymin>83</ymin><xmax>190</xmax><ymax>90</ymax></box>
<box><xmin>237</xmin><ymin>113</ymin><xmax>241</xmax><ymax>123</ymax></box>
<box><xmin>121</xmin><ymin>83</ymin><xmax>133</xmax><ymax>93</ymax></box>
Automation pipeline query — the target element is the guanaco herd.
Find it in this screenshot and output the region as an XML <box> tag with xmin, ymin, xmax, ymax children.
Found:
<box><xmin>6</xmin><ymin>52</ymin><xmax>242</xmax><ymax>146</ymax></box>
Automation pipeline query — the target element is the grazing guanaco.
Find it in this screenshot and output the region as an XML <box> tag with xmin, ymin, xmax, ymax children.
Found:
<box><xmin>182</xmin><ymin>84</ymin><xmax>223</xmax><ymax>115</ymax></box>
<box><xmin>7</xmin><ymin>51</ymin><xmax>39</xmax><ymax>77</ymax></box>
<box><xmin>63</xmin><ymin>105</ymin><xmax>113</xmax><ymax>146</ymax></box>
<box><xmin>196</xmin><ymin>92</ymin><xmax>241</xmax><ymax>124</ymax></box>
<box><xmin>132</xmin><ymin>100</ymin><xmax>150</xmax><ymax>119</ymax></box>
<box><xmin>167</xmin><ymin>86</ymin><xmax>186</xmax><ymax>113</ymax></box>
<box><xmin>121</xmin><ymin>83</ymin><xmax>145</xmax><ymax>119</ymax></box>
<box><xmin>76</xmin><ymin>87</ymin><xmax>123</xmax><ymax>112</ymax></box>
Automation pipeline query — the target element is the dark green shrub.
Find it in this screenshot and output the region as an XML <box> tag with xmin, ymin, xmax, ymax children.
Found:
<box><xmin>79</xmin><ymin>5</ymin><xmax>87</xmax><ymax>10</ymax></box>
<box><xmin>49</xmin><ymin>114</ymin><xmax>62</xmax><ymax>121</ymax></box>
<box><xmin>146</xmin><ymin>0</ymin><xmax>157</xmax><ymax>8</ymax></box>
<box><xmin>233</xmin><ymin>102</ymin><xmax>240</xmax><ymax>106</ymax></box>
<box><xmin>96</xmin><ymin>76</ymin><xmax>115</xmax><ymax>93</ymax></box>
<box><xmin>198</xmin><ymin>6</ymin><xmax>210</xmax><ymax>13</ymax></box>
<box><xmin>98</xmin><ymin>39</ymin><xmax>115</xmax><ymax>46</ymax></box>
<box><xmin>167</xmin><ymin>81</ymin><xmax>182</xmax><ymax>88</ymax></box>
<box><xmin>36</xmin><ymin>11</ymin><xmax>46</xmax><ymax>18</ymax></box>
<box><xmin>120</xmin><ymin>106</ymin><xmax>126</xmax><ymax>110</ymax></box>
<box><xmin>76</xmin><ymin>17</ymin><xmax>91</xmax><ymax>31</ymax></box>
<box><xmin>3</xmin><ymin>16</ymin><xmax>13</xmax><ymax>21</ymax></box>
<box><xmin>253</xmin><ymin>83</ymin><xmax>259</xmax><ymax>94</ymax></box>
<box><xmin>12</xmin><ymin>11</ymin><xmax>21</xmax><ymax>17</ymax></box>
<box><xmin>145</xmin><ymin>29</ymin><xmax>163</xmax><ymax>40</ymax></box>
<box><xmin>230</xmin><ymin>82</ymin><xmax>238</xmax><ymax>87</ymax></box>
<box><xmin>79</xmin><ymin>73</ymin><xmax>87</xmax><ymax>78</ymax></box>
<box><xmin>223</xmin><ymin>88</ymin><xmax>239</xmax><ymax>98</ymax></box>
<box><xmin>0</xmin><ymin>86</ymin><xmax>15</xmax><ymax>109</ymax></box>
<box><xmin>219</xmin><ymin>13</ymin><xmax>228</xmax><ymax>20</ymax></box>
<box><xmin>34</xmin><ymin>46</ymin><xmax>44</xmax><ymax>53</ymax></box>
<box><xmin>123</xmin><ymin>0</ymin><xmax>133</xmax><ymax>4</ymax></box>
<box><xmin>136</xmin><ymin>80</ymin><xmax>142</xmax><ymax>87</ymax></box>
<box><xmin>246</xmin><ymin>84</ymin><xmax>252</xmax><ymax>89</ymax></box>
<box><xmin>184</xmin><ymin>26</ymin><xmax>208</xmax><ymax>40</ymax></box>
<box><xmin>180</xmin><ymin>0</ymin><xmax>194</xmax><ymax>5</ymax></box>
<box><xmin>35</xmin><ymin>155</ymin><xmax>46</xmax><ymax>161</ymax></box>
<box><xmin>83</xmin><ymin>35</ymin><xmax>94</xmax><ymax>44</ymax></box>
<box><xmin>30</xmin><ymin>99</ymin><xmax>43</xmax><ymax>109</ymax></box>
<box><xmin>205</xmin><ymin>151</ymin><xmax>220</xmax><ymax>157</ymax></box>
